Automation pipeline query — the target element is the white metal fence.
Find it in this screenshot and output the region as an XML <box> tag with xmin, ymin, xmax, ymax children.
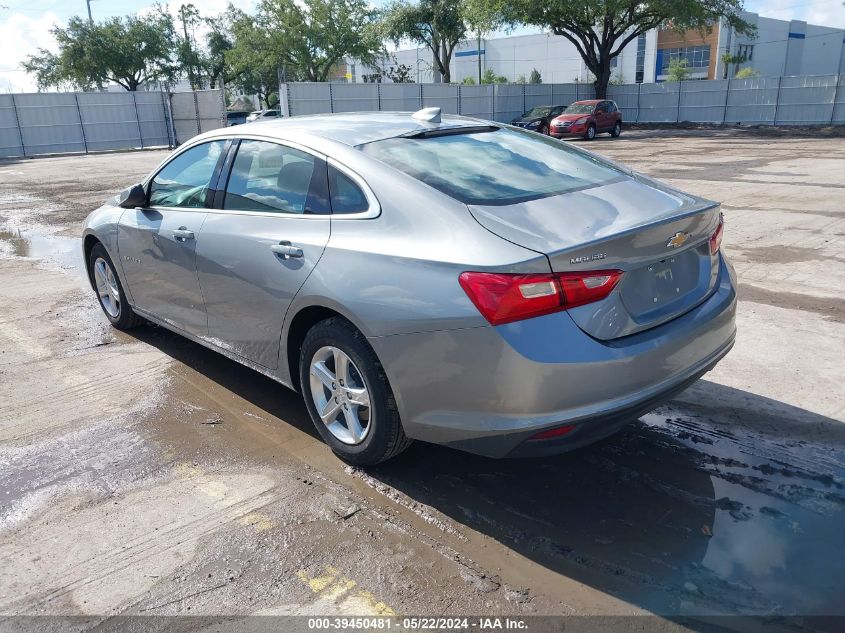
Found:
<box><xmin>0</xmin><ymin>88</ymin><xmax>226</xmax><ymax>159</ymax></box>
<box><xmin>280</xmin><ymin>74</ymin><xmax>845</xmax><ymax>126</ymax></box>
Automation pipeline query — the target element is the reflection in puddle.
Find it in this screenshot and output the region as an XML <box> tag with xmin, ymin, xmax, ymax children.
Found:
<box><xmin>0</xmin><ymin>229</ymin><xmax>28</xmax><ymax>257</ymax></box>
<box><xmin>0</xmin><ymin>226</ymin><xmax>83</xmax><ymax>277</ymax></box>
<box><xmin>646</xmin><ymin>411</ymin><xmax>845</xmax><ymax>616</ymax></box>
<box><xmin>365</xmin><ymin>400</ymin><xmax>844</xmax><ymax>617</ymax></box>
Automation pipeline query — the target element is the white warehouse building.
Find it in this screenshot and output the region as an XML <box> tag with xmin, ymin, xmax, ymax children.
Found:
<box><xmin>351</xmin><ymin>11</ymin><xmax>845</xmax><ymax>85</ymax></box>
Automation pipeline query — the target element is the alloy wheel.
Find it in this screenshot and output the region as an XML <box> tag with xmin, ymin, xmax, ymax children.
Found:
<box><xmin>309</xmin><ymin>346</ymin><xmax>372</xmax><ymax>445</ymax></box>
<box><xmin>93</xmin><ymin>256</ymin><xmax>120</xmax><ymax>318</ymax></box>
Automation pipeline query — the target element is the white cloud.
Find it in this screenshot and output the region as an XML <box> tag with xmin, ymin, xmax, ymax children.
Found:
<box><xmin>749</xmin><ymin>0</ymin><xmax>845</xmax><ymax>29</ymax></box>
<box><xmin>0</xmin><ymin>11</ymin><xmax>60</xmax><ymax>93</ymax></box>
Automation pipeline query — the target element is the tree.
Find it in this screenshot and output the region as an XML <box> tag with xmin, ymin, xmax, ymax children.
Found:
<box><xmin>380</xmin><ymin>0</ymin><xmax>468</xmax><ymax>83</ymax></box>
<box><xmin>175</xmin><ymin>3</ymin><xmax>203</xmax><ymax>89</ymax></box>
<box><xmin>386</xmin><ymin>61</ymin><xmax>415</xmax><ymax>83</ymax></box>
<box><xmin>467</xmin><ymin>0</ymin><xmax>754</xmax><ymax>98</ymax></box>
<box><xmin>720</xmin><ymin>52</ymin><xmax>746</xmax><ymax>78</ymax></box>
<box><xmin>203</xmin><ymin>9</ymin><xmax>237</xmax><ymax>89</ymax></box>
<box><xmin>481</xmin><ymin>67</ymin><xmax>507</xmax><ymax>84</ymax></box>
<box><xmin>734</xmin><ymin>66</ymin><xmax>758</xmax><ymax>78</ymax></box>
<box><xmin>252</xmin><ymin>0</ymin><xmax>381</xmax><ymax>82</ymax></box>
<box><xmin>665</xmin><ymin>58</ymin><xmax>691</xmax><ymax>81</ymax></box>
<box><xmin>22</xmin><ymin>14</ymin><xmax>177</xmax><ymax>91</ymax></box>
<box><xmin>528</xmin><ymin>68</ymin><xmax>542</xmax><ymax>84</ymax></box>
<box><xmin>225</xmin><ymin>9</ymin><xmax>286</xmax><ymax>107</ymax></box>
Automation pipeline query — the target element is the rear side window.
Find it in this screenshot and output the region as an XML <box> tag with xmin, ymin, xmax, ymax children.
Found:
<box><xmin>328</xmin><ymin>165</ymin><xmax>368</xmax><ymax>214</ymax></box>
<box><xmin>149</xmin><ymin>140</ymin><xmax>226</xmax><ymax>208</ymax></box>
<box><xmin>358</xmin><ymin>127</ymin><xmax>623</xmax><ymax>206</ymax></box>
<box><xmin>223</xmin><ymin>140</ymin><xmax>329</xmax><ymax>214</ymax></box>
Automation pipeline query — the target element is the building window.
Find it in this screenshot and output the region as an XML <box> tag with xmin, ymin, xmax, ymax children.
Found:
<box><xmin>658</xmin><ymin>44</ymin><xmax>711</xmax><ymax>75</ymax></box>
<box><xmin>737</xmin><ymin>44</ymin><xmax>753</xmax><ymax>62</ymax></box>
<box><xmin>635</xmin><ymin>33</ymin><xmax>646</xmax><ymax>83</ymax></box>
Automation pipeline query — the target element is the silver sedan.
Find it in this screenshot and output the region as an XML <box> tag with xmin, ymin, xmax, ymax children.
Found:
<box><xmin>82</xmin><ymin>108</ymin><xmax>736</xmax><ymax>465</ymax></box>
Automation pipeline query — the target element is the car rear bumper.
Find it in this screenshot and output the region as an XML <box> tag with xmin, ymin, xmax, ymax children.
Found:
<box><xmin>368</xmin><ymin>256</ymin><xmax>737</xmax><ymax>458</ymax></box>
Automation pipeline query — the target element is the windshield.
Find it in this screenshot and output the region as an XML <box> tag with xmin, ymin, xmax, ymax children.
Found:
<box><xmin>358</xmin><ymin>127</ymin><xmax>624</xmax><ymax>206</ymax></box>
<box><xmin>564</xmin><ymin>103</ymin><xmax>596</xmax><ymax>114</ymax></box>
<box><xmin>522</xmin><ymin>107</ymin><xmax>552</xmax><ymax>118</ymax></box>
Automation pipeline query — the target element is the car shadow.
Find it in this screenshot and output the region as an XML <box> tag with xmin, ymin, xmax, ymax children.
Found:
<box><xmin>127</xmin><ymin>323</ymin><xmax>845</xmax><ymax>622</ymax></box>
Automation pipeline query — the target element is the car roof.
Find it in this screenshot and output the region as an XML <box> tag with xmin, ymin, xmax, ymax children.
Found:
<box><xmin>197</xmin><ymin>111</ymin><xmax>494</xmax><ymax>147</ymax></box>
<box><xmin>572</xmin><ymin>99</ymin><xmax>603</xmax><ymax>105</ymax></box>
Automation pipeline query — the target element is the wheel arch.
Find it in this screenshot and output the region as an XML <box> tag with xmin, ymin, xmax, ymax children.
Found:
<box><xmin>82</xmin><ymin>227</ymin><xmax>134</xmax><ymax>305</ymax></box>
<box><xmin>82</xmin><ymin>232</ymin><xmax>105</xmax><ymax>291</ymax></box>
<box><xmin>282</xmin><ymin>302</ymin><xmax>370</xmax><ymax>392</ymax></box>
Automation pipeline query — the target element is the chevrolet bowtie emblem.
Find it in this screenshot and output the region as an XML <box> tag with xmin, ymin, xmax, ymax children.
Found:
<box><xmin>666</xmin><ymin>231</ymin><xmax>690</xmax><ymax>248</ymax></box>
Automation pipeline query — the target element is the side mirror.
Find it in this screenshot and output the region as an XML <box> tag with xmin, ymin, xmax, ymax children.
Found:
<box><xmin>118</xmin><ymin>183</ymin><xmax>146</xmax><ymax>209</ymax></box>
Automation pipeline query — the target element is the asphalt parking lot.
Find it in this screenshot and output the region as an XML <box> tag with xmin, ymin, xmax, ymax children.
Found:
<box><xmin>1</xmin><ymin>130</ymin><xmax>843</xmax><ymax>628</ymax></box>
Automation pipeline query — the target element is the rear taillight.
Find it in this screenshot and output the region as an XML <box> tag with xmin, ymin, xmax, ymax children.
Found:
<box><xmin>710</xmin><ymin>214</ymin><xmax>724</xmax><ymax>255</ymax></box>
<box><xmin>459</xmin><ymin>269</ymin><xmax>623</xmax><ymax>326</ymax></box>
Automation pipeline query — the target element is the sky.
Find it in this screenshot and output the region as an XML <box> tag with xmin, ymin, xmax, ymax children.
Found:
<box><xmin>1</xmin><ymin>0</ymin><xmax>844</xmax><ymax>92</ymax></box>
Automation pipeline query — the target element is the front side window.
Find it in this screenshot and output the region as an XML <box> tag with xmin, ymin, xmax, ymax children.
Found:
<box><xmin>359</xmin><ymin>127</ymin><xmax>623</xmax><ymax>206</ymax></box>
<box><xmin>149</xmin><ymin>140</ymin><xmax>226</xmax><ymax>208</ymax></box>
<box><xmin>223</xmin><ymin>140</ymin><xmax>328</xmax><ymax>214</ymax></box>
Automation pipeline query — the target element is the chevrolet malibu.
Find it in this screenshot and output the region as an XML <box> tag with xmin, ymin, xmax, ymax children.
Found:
<box><xmin>82</xmin><ymin>108</ymin><xmax>736</xmax><ymax>465</ymax></box>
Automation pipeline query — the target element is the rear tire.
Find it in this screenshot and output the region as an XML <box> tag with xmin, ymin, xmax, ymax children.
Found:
<box><xmin>610</xmin><ymin>121</ymin><xmax>622</xmax><ymax>138</ymax></box>
<box><xmin>299</xmin><ymin>317</ymin><xmax>411</xmax><ymax>466</ymax></box>
<box><xmin>88</xmin><ymin>243</ymin><xmax>142</xmax><ymax>330</ymax></box>
<box><xmin>585</xmin><ymin>124</ymin><xmax>596</xmax><ymax>140</ymax></box>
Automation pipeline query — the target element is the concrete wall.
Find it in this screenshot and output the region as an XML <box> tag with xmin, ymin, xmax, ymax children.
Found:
<box><xmin>0</xmin><ymin>88</ymin><xmax>226</xmax><ymax>159</ymax></box>
<box><xmin>281</xmin><ymin>75</ymin><xmax>845</xmax><ymax>125</ymax></box>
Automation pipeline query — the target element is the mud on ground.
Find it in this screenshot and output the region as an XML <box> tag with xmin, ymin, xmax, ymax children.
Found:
<box><xmin>0</xmin><ymin>130</ymin><xmax>843</xmax><ymax>629</ymax></box>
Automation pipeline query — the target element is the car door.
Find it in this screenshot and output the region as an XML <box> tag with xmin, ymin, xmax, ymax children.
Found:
<box><xmin>593</xmin><ymin>102</ymin><xmax>608</xmax><ymax>130</ymax></box>
<box><xmin>117</xmin><ymin>139</ymin><xmax>227</xmax><ymax>336</ymax></box>
<box><xmin>195</xmin><ymin>138</ymin><xmax>332</xmax><ymax>369</ymax></box>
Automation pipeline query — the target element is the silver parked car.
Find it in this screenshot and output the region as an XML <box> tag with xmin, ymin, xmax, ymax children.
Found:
<box><xmin>82</xmin><ymin>108</ymin><xmax>736</xmax><ymax>465</ymax></box>
<box><xmin>246</xmin><ymin>109</ymin><xmax>281</xmax><ymax>123</ymax></box>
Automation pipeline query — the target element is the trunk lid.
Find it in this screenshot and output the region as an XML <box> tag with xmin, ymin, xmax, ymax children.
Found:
<box><xmin>468</xmin><ymin>175</ymin><xmax>722</xmax><ymax>340</ymax></box>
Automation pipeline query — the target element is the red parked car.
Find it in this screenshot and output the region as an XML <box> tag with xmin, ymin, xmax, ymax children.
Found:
<box><xmin>550</xmin><ymin>99</ymin><xmax>622</xmax><ymax>140</ymax></box>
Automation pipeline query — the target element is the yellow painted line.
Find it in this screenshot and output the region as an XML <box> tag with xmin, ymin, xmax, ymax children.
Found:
<box><xmin>296</xmin><ymin>565</ymin><xmax>397</xmax><ymax>616</ymax></box>
<box><xmin>175</xmin><ymin>462</ymin><xmax>277</xmax><ymax>533</ymax></box>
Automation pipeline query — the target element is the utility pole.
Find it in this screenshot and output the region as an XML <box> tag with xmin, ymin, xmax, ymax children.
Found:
<box><xmin>477</xmin><ymin>32</ymin><xmax>482</xmax><ymax>84</ymax></box>
<box><xmin>86</xmin><ymin>0</ymin><xmax>94</xmax><ymax>22</ymax></box>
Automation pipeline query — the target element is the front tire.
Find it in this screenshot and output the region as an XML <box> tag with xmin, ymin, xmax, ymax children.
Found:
<box><xmin>88</xmin><ymin>243</ymin><xmax>142</xmax><ymax>330</ymax></box>
<box><xmin>299</xmin><ymin>317</ymin><xmax>411</xmax><ymax>466</ymax></box>
<box><xmin>585</xmin><ymin>123</ymin><xmax>596</xmax><ymax>140</ymax></box>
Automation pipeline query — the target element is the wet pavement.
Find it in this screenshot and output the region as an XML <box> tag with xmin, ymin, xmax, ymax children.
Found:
<box><xmin>1</xmin><ymin>132</ymin><xmax>843</xmax><ymax>628</ymax></box>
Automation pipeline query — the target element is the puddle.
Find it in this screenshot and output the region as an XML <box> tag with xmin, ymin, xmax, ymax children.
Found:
<box><xmin>356</xmin><ymin>395</ymin><xmax>845</xmax><ymax>617</ymax></box>
<box><xmin>0</xmin><ymin>226</ymin><xmax>84</xmax><ymax>277</ymax></box>
<box><xmin>643</xmin><ymin>412</ymin><xmax>845</xmax><ymax>616</ymax></box>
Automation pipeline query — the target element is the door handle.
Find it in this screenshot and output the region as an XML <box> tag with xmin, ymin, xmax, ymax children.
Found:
<box><xmin>173</xmin><ymin>227</ymin><xmax>195</xmax><ymax>241</ymax></box>
<box><xmin>271</xmin><ymin>241</ymin><xmax>303</xmax><ymax>259</ymax></box>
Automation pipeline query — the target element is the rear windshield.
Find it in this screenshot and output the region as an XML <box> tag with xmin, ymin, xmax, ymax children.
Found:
<box><xmin>564</xmin><ymin>103</ymin><xmax>596</xmax><ymax>114</ymax></box>
<box><xmin>358</xmin><ymin>127</ymin><xmax>623</xmax><ymax>205</ymax></box>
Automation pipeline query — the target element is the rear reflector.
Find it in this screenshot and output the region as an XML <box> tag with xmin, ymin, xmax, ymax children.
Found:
<box><xmin>530</xmin><ymin>424</ymin><xmax>576</xmax><ymax>440</ymax></box>
<box><xmin>710</xmin><ymin>214</ymin><xmax>724</xmax><ymax>255</ymax></box>
<box><xmin>459</xmin><ymin>269</ymin><xmax>623</xmax><ymax>326</ymax></box>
